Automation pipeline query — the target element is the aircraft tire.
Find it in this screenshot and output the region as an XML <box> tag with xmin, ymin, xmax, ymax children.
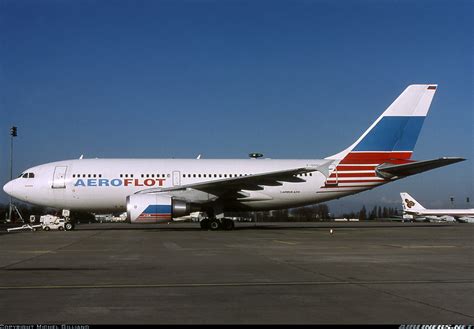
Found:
<box><xmin>65</xmin><ymin>222</ymin><xmax>74</xmax><ymax>231</ymax></box>
<box><xmin>209</xmin><ymin>219</ymin><xmax>221</xmax><ymax>231</ymax></box>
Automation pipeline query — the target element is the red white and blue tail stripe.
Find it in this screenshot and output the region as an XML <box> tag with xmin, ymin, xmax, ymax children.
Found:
<box><xmin>321</xmin><ymin>84</ymin><xmax>437</xmax><ymax>193</ymax></box>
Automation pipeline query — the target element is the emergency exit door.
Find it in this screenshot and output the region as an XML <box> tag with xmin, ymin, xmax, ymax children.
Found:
<box><xmin>52</xmin><ymin>166</ymin><xmax>67</xmax><ymax>188</ymax></box>
<box><xmin>172</xmin><ymin>171</ymin><xmax>181</xmax><ymax>186</ymax></box>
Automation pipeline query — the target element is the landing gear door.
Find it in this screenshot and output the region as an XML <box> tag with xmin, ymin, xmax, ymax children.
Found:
<box><xmin>52</xmin><ymin>166</ymin><xmax>67</xmax><ymax>189</ymax></box>
<box><xmin>172</xmin><ymin>171</ymin><xmax>181</xmax><ymax>187</ymax></box>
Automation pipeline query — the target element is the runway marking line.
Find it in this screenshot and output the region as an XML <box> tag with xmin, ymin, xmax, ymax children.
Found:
<box><xmin>384</xmin><ymin>245</ymin><xmax>458</xmax><ymax>249</ymax></box>
<box><xmin>273</xmin><ymin>240</ymin><xmax>298</xmax><ymax>245</ymax></box>
<box><xmin>0</xmin><ymin>279</ymin><xmax>471</xmax><ymax>290</ymax></box>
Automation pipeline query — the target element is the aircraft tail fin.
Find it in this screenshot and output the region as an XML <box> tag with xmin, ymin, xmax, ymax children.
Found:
<box><xmin>400</xmin><ymin>192</ymin><xmax>426</xmax><ymax>212</ymax></box>
<box><xmin>326</xmin><ymin>84</ymin><xmax>437</xmax><ymax>164</ymax></box>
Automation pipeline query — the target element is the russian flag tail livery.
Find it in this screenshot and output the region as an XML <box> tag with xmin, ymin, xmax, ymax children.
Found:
<box><xmin>322</xmin><ymin>84</ymin><xmax>437</xmax><ymax>193</ymax></box>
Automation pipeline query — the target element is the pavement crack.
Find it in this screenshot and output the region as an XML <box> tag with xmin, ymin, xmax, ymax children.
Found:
<box><xmin>0</xmin><ymin>231</ymin><xmax>104</xmax><ymax>270</ymax></box>
<box><xmin>353</xmin><ymin>282</ymin><xmax>474</xmax><ymax>320</ymax></box>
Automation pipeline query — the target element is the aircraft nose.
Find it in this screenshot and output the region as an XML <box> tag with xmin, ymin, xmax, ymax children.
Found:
<box><xmin>3</xmin><ymin>181</ymin><xmax>13</xmax><ymax>196</ymax></box>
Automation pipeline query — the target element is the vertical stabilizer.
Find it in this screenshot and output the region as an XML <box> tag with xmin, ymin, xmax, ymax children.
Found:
<box><xmin>326</xmin><ymin>84</ymin><xmax>437</xmax><ymax>162</ymax></box>
<box><xmin>400</xmin><ymin>192</ymin><xmax>426</xmax><ymax>212</ymax></box>
<box><xmin>319</xmin><ymin>85</ymin><xmax>437</xmax><ymax>194</ymax></box>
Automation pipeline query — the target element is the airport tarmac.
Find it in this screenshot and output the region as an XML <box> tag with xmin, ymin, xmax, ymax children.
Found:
<box><xmin>0</xmin><ymin>221</ymin><xmax>473</xmax><ymax>324</ymax></box>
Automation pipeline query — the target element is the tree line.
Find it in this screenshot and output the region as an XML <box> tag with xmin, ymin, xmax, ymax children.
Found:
<box><xmin>1</xmin><ymin>202</ymin><xmax>400</xmax><ymax>223</ymax></box>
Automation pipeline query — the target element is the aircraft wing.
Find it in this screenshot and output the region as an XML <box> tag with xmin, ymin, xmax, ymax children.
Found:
<box><xmin>376</xmin><ymin>157</ymin><xmax>465</xmax><ymax>178</ymax></box>
<box><xmin>135</xmin><ymin>161</ymin><xmax>333</xmax><ymax>199</ymax></box>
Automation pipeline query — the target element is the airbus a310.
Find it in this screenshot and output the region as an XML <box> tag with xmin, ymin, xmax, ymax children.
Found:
<box><xmin>3</xmin><ymin>84</ymin><xmax>464</xmax><ymax>230</ymax></box>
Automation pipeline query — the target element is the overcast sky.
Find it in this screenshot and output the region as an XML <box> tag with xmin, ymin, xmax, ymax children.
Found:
<box><xmin>1</xmin><ymin>0</ymin><xmax>472</xmax><ymax>212</ymax></box>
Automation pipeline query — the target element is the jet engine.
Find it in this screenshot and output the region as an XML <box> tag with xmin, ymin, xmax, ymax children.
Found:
<box><xmin>126</xmin><ymin>194</ymin><xmax>191</xmax><ymax>223</ymax></box>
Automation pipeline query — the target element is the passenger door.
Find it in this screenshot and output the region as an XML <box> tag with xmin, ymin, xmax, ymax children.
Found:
<box><xmin>52</xmin><ymin>166</ymin><xmax>68</xmax><ymax>188</ymax></box>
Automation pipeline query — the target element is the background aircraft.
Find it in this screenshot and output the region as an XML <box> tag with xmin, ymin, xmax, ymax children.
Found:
<box><xmin>401</xmin><ymin>192</ymin><xmax>474</xmax><ymax>223</ymax></box>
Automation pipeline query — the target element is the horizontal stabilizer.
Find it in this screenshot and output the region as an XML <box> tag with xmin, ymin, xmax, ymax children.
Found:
<box><xmin>377</xmin><ymin>157</ymin><xmax>465</xmax><ymax>178</ymax></box>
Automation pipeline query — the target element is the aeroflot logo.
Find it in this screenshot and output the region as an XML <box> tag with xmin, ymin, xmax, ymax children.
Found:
<box><xmin>74</xmin><ymin>178</ymin><xmax>166</xmax><ymax>187</ymax></box>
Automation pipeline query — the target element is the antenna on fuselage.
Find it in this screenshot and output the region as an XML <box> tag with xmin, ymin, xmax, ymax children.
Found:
<box><xmin>249</xmin><ymin>153</ymin><xmax>263</xmax><ymax>159</ymax></box>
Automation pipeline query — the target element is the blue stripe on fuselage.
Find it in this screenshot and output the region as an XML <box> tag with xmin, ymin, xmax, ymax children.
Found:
<box><xmin>354</xmin><ymin>116</ymin><xmax>425</xmax><ymax>152</ymax></box>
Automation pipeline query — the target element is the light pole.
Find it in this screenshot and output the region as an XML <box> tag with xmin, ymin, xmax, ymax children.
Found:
<box><xmin>8</xmin><ymin>126</ymin><xmax>17</xmax><ymax>222</ymax></box>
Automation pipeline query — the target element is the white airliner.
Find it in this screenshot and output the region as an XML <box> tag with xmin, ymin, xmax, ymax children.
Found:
<box><xmin>3</xmin><ymin>84</ymin><xmax>465</xmax><ymax>230</ymax></box>
<box><xmin>401</xmin><ymin>192</ymin><xmax>474</xmax><ymax>223</ymax></box>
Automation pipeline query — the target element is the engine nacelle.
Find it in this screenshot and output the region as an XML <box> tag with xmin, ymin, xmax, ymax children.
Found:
<box><xmin>126</xmin><ymin>194</ymin><xmax>191</xmax><ymax>223</ymax></box>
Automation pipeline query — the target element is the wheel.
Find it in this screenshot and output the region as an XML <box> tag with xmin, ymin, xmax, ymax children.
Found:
<box><xmin>44</xmin><ymin>226</ymin><xmax>50</xmax><ymax>231</ymax></box>
<box><xmin>65</xmin><ymin>222</ymin><xmax>74</xmax><ymax>231</ymax></box>
<box><xmin>200</xmin><ymin>218</ymin><xmax>210</xmax><ymax>230</ymax></box>
<box><xmin>58</xmin><ymin>226</ymin><xmax>64</xmax><ymax>231</ymax></box>
<box><xmin>222</xmin><ymin>218</ymin><xmax>235</xmax><ymax>231</ymax></box>
<box><xmin>209</xmin><ymin>219</ymin><xmax>221</xmax><ymax>231</ymax></box>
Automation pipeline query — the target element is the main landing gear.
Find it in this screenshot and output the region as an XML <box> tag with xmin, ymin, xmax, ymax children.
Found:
<box><xmin>200</xmin><ymin>217</ymin><xmax>235</xmax><ymax>231</ymax></box>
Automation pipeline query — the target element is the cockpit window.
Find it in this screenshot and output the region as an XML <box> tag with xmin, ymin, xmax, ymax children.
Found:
<box><xmin>18</xmin><ymin>173</ymin><xmax>24</xmax><ymax>178</ymax></box>
<box><xmin>20</xmin><ymin>172</ymin><xmax>35</xmax><ymax>178</ymax></box>
<box><xmin>28</xmin><ymin>173</ymin><xmax>35</xmax><ymax>178</ymax></box>
<box><xmin>22</xmin><ymin>173</ymin><xmax>28</xmax><ymax>178</ymax></box>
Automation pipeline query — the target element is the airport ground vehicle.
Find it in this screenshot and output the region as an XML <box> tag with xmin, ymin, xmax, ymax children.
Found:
<box><xmin>40</xmin><ymin>215</ymin><xmax>74</xmax><ymax>231</ymax></box>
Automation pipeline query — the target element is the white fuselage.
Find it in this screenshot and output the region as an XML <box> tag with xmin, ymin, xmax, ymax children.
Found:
<box><xmin>405</xmin><ymin>208</ymin><xmax>474</xmax><ymax>217</ymax></box>
<box><xmin>4</xmin><ymin>158</ymin><xmax>381</xmax><ymax>213</ymax></box>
